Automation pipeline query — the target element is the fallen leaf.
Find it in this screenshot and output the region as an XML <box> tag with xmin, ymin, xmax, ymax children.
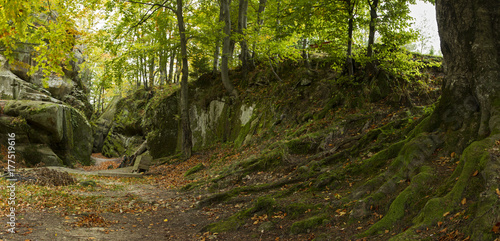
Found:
<box><xmin>461</xmin><ymin>198</ymin><xmax>466</xmax><ymax>205</ymax></box>
<box><xmin>438</xmin><ymin>221</ymin><xmax>443</xmax><ymax>227</ymax></box>
<box><xmin>443</xmin><ymin>212</ymin><xmax>450</xmax><ymax>217</ymax></box>
<box><xmin>492</xmin><ymin>222</ymin><xmax>500</xmax><ymax>233</ymax></box>
<box><xmin>164</xmin><ymin>218</ymin><xmax>168</xmax><ymax>222</ymax></box>
<box><xmin>495</xmin><ymin>188</ymin><xmax>500</xmax><ymax>197</ymax></box>
<box><xmin>472</xmin><ymin>170</ymin><xmax>479</xmax><ymax>177</ymax></box>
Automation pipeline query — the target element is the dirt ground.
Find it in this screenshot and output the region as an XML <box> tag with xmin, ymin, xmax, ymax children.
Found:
<box><xmin>1</xmin><ymin>177</ymin><xmax>318</xmax><ymax>241</ymax></box>
<box><xmin>1</xmin><ymin>154</ymin><xmax>323</xmax><ymax>241</ymax></box>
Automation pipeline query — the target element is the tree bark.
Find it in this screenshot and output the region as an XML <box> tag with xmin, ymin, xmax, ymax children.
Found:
<box><xmin>213</xmin><ymin>2</ymin><xmax>223</xmax><ymax>74</ymax></box>
<box><xmin>148</xmin><ymin>55</ymin><xmax>154</xmax><ymax>89</ymax></box>
<box><xmin>251</xmin><ymin>0</ymin><xmax>267</xmax><ymax>63</ymax></box>
<box><xmin>176</xmin><ymin>0</ymin><xmax>192</xmax><ymax>159</ymax></box>
<box><xmin>221</xmin><ymin>0</ymin><xmax>239</xmax><ymax>97</ymax></box>
<box><xmin>345</xmin><ymin>0</ymin><xmax>355</xmax><ymax>76</ymax></box>
<box><xmin>430</xmin><ymin>0</ymin><xmax>500</xmax><ymax>148</ymax></box>
<box><xmin>238</xmin><ymin>0</ymin><xmax>249</xmax><ymax>79</ymax></box>
<box><xmin>365</xmin><ymin>0</ymin><xmax>378</xmax><ymax>76</ymax></box>
<box><xmin>168</xmin><ymin>47</ymin><xmax>176</xmax><ymax>83</ymax></box>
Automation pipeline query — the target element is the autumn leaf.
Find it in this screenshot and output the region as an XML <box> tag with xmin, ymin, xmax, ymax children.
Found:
<box><xmin>461</xmin><ymin>198</ymin><xmax>466</xmax><ymax>205</ymax></box>
<box><xmin>472</xmin><ymin>170</ymin><xmax>479</xmax><ymax>177</ymax></box>
<box><xmin>443</xmin><ymin>212</ymin><xmax>450</xmax><ymax>217</ymax></box>
<box><xmin>492</xmin><ymin>222</ymin><xmax>500</xmax><ymax>233</ymax></box>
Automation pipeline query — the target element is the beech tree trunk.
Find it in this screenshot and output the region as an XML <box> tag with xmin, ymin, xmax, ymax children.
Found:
<box><xmin>345</xmin><ymin>0</ymin><xmax>355</xmax><ymax>76</ymax></box>
<box><xmin>221</xmin><ymin>0</ymin><xmax>238</xmax><ymax>97</ymax></box>
<box><xmin>176</xmin><ymin>0</ymin><xmax>192</xmax><ymax>159</ymax></box>
<box><xmin>251</xmin><ymin>0</ymin><xmax>267</xmax><ymax>63</ymax></box>
<box><xmin>168</xmin><ymin>47</ymin><xmax>176</xmax><ymax>83</ymax></box>
<box><xmin>431</xmin><ymin>0</ymin><xmax>500</xmax><ymax>148</ymax></box>
<box><xmin>365</xmin><ymin>0</ymin><xmax>378</xmax><ymax>76</ymax></box>
<box><xmin>213</xmin><ymin>2</ymin><xmax>223</xmax><ymax>74</ymax></box>
<box><xmin>148</xmin><ymin>55</ymin><xmax>154</xmax><ymax>89</ymax></box>
<box><xmin>238</xmin><ymin>0</ymin><xmax>249</xmax><ymax>79</ymax></box>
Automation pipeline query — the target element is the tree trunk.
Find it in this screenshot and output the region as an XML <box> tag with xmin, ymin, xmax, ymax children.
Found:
<box><xmin>301</xmin><ymin>38</ymin><xmax>310</xmax><ymax>68</ymax></box>
<box><xmin>148</xmin><ymin>55</ymin><xmax>154</xmax><ymax>89</ymax></box>
<box><xmin>365</xmin><ymin>0</ymin><xmax>378</xmax><ymax>76</ymax></box>
<box><xmin>176</xmin><ymin>0</ymin><xmax>192</xmax><ymax>159</ymax></box>
<box><xmin>345</xmin><ymin>0</ymin><xmax>355</xmax><ymax>76</ymax></box>
<box><xmin>238</xmin><ymin>0</ymin><xmax>249</xmax><ymax>80</ymax></box>
<box><xmin>251</xmin><ymin>0</ymin><xmax>267</xmax><ymax>63</ymax></box>
<box><xmin>362</xmin><ymin>0</ymin><xmax>500</xmax><ymax>238</ymax></box>
<box><xmin>213</xmin><ymin>2</ymin><xmax>223</xmax><ymax>74</ymax></box>
<box><xmin>221</xmin><ymin>0</ymin><xmax>239</xmax><ymax>97</ymax></box>
<box><xmin>431</xmin><ymin>0</ymin><xmax>500</xmax><ymax>146</ymax></box>
<box><xmin>168</xmin><ymin>47</ymin><xmax>176</xmax><ymax>83</ymax></box>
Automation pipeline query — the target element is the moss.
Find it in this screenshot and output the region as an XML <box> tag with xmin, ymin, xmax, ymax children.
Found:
<box><xmin>254</xmin><ymin>196</ymin><xmax>277</xmax><ymax>213</ymax></box>
<box><xmin>349</xmin><ymin>140</ymin><xmax>406</xmax><ymax>175</ymax></box>
<box><xmin>79</xmin><ymin>180</ymin><xmax>97</xmax><ymax>187</ymax></box>
<box><xmin>285</xmin><ymin>202</ymin><xmax>321</xmax><ymax>219</ymax></box>
<box><xmin>203</xmin><ymin>196</ymin><xmax>276</xmax><ymax>233</ymax></box>
<box><xmin>234</xmin><ymin>119</ymin><xmax>253</xmax><ymax>147</ymax></box>
<box><xmin>285</xmin><ymin>136</ymin><xmax>320</xmax><ymax>155</ymax></box>
<box><xmin>184</xmin><ymin>163</ymin><xmax>205</xmax><ymax>177</ymax></box>
<box><xmin>290</xmin><ymin>214</ymin><xmax>330</xmax><ymax>234</ymax></box>
<box><xmin>362</xmin><ymin>167</ymin><xmax>435</xmax><ymax>236</ymax></box>
<box><xmin>203</xmin><ymin>207</ymin><xmax>253</xmax><ymax>233</ymax></box>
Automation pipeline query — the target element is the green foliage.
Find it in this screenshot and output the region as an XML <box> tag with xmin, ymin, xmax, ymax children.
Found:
<box><xmin>0</xmin><ymin>0</ymin><xmax>83</xmax><ymax>80</ymax></box>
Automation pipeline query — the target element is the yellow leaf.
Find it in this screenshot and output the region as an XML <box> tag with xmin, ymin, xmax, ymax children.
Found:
<box><xmin>461</xmin><ymin>198</ymin><xmax>466</xmax><ymax>205</ymax></box>
<box><xmin>163</xmin><ymin>219</ymin><xmax>168</xmax><ymax>222</ymax></box>
<box><xmin>496</xmin><ymin>188</ymin><xmax>500</xmax><ymax>197</ymax></box>
<box><xmin>472</xmin><ymin>170</ymin><xmax>479</xmax><ymax>176</ymax></box>
<box><xmin>443</xmin><ymin>212</ymin><xmax>450</xmax><ymax>217</ymax></box>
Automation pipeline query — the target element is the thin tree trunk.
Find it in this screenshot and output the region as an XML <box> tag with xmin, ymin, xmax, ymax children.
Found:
<box><xmin>238</xmin><ymin>0</ymin><xmax>249</xmax><ymax>79</ymax></box>
<box><xmin>213</xmin><ymin>2</ymin><xmax>223</xmax><ymax>74</ymax></box>
<box><xmin>345</xmin><ymin>0</ymin><xmax>355</xmax><ymax>76</ymax></box>
<box><xmin>365</xmin><ymin>0</ymin><xmax>379</xmax><ymax>76</ymax></box>
<box><xmin>251</xmin><ymin>0</ymin><xmax>267</xmax><ymax>63</ymax></box>
<box><xmin>168</xmin><ymin>47</ymin><xmax>176</xmax><ymax>83</ymax></box>
<box><xmin>302</xmin><ymin>38</ymin><xmax>310</xmax><ymax>68</ymax></box>
<box><xmin>221</xmin><ymin>0</ymin><xmax>238</xmax><ymax>97</ymax></box>
<box><xmin>176</xmin><ymin>0</ymin><xmax>192</xmax><ymax>159</ymax></box>
<box><xmin>148</xmin><ymin>55</ymin><xmax>154</xmax><ymax>89</ymax></box>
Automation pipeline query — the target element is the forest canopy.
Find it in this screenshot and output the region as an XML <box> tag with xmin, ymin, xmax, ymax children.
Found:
<box><xmin>0</xmin><ymin>0</ymin><xmax>434</xmax><ymax>112</ymax></box>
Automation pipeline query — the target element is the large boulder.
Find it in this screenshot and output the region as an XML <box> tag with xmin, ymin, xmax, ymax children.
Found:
<box><xmin>93</xmin><ymin>96</ymin><xmax>120</xmax><ymax>152</ymax></box>
<box><xmin>142</xmin><ymin>92</ymin><xmax>180</xmax><ymax>158</ymax></box>
<box><xmin>97</xmin><ymin>90</ymin><xmax>149</xmax><ymax>157</ymax></box>
<box><xmin>1</xmin><ymin>100</ymin><xmax>93</xmax><ymax>166</ymax></box>
<box><xmin>142</xmin><ymin>74</ymin><xmax>263</xmax><ymax>159</ymax></box>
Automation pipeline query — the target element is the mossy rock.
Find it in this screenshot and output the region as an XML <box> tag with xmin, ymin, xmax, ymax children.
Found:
<box><xmin>184</xmin><ymin>163</ymin><xmax>205</xmax><ymax>177</ymax></box>
<box><xmin>285</xmin><ymin>138</ymin><xmax>319</xmax><ymax>155</ymax></box>
<box><xmin>290</xmin><ymin>214</ymin><xmax>329</xmax><ymax>234</ymax></box>
<box><xmin>79</xmin><ymin>180</ymin><xmax>97</xmax><ymax>187</ymax></box>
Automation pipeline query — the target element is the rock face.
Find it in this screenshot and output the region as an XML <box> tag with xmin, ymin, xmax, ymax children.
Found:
<box><xmin>142</xmin><ymin>75</ymin><xmax>267</xmax><ymax>159</ymax></box>
<box><xmin>97</xmin><ymin>90</ymin><xmax>149</xmax><ymax>157</ymax></box>
<box><xmin>0</xmin><ymin>100</ymin><xmax>93</xmax><ymax>166</ymax></box>
<box><xmin>7</xmin><ymin>45</ymin><xmax>93</xmax><ymax>119</ymax></box>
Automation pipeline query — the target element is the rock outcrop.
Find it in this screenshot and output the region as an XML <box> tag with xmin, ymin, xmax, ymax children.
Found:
<box><xmin>0</xmin><ymin>100</ymin><xmax>93</xmax><ymax>166</ymax></box>
<box><xmin>95</xmin><ymin>90</ymin><xmax>149</xmax><ymax>157</ymax></box>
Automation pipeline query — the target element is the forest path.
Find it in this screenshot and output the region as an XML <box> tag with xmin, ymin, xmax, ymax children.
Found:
<box><xmin>0</xmin><ymin>170</ymin><xmax>289</xmax><ymax>240</ymax></box>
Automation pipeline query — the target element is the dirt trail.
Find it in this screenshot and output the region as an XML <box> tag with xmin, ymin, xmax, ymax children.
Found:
<box><xmin>1</xmin><ymin>176</ymin><xmax>308</xmax><ymax>241</ymax></box>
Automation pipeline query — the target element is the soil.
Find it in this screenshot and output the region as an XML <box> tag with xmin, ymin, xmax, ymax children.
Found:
<box><xmin>0</xmin><ymin>155</ymin><xmax>317</xmax><ymax>241</ymax></box>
